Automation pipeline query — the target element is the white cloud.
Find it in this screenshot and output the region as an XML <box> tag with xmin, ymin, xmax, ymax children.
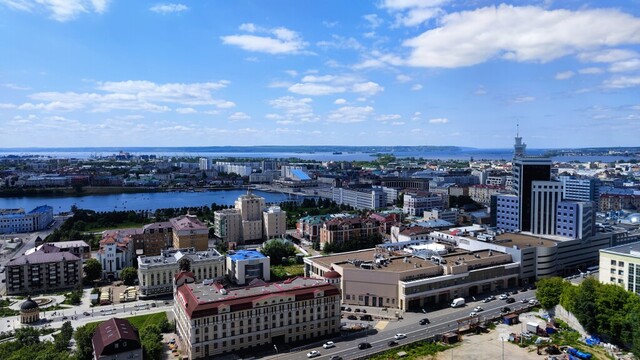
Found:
<box><xmin>0</xmin><ymin>103</ymin><xmax>16</xmax><ymax>109</ymax></box>
<box><xmin>411</xmin><ymin>84</ymin><xmax>423</xmax><ymax>91</ymax></box>
<box><xmin>317</xmin><ymin>35</ymin><xmax>363</xmax><ymax>51</ymax></box>
<box><xmin>603</xmin><ymin>76</ymin><xmax>640</xmax><ymax>89</ymax></box>
<box><xmin>380</xmin><ymin>0</ymin><xmax>448</xmax><ymax>27</ymax></box>
<box><xmin>221</xmin><ymin>25</ymin><xmax>309</xmax><ymax>55</ymax></box>
<box><xmin>377</xmin><ymin>114</ymin><xmax>401</xmax><ymax>122</ymax></box>
<box><xmin>578</xmin><ymin>49</ymin><xmax>639</xmax><ymax>63</ymax></box>
<box><xmin>301</xmin><ymin>75</ymin><xmax>335</xmax><ymax>83</ymax></box>
<box><xmin>18</xmin><ymin>101</ymin><xmax>84</xmax><ymax>112</ymax></box>
<box><xmin>363</xmin><ymin>14</ymin><xmax>383</xmax><ymax>28</ymax></box>
<box><xmin>23</xmin><ymin>80</ymin><xmax>232</xmax><ymax>113</ymax></box>
<box><xmin>1</xmin><ymin>0</ymin><xmax>111</xmax><ymax>21</ymax></box>
<box><xmin>352</xmin><ymin>81</ymin><xmax>384</xmax><ymax>96</ymax></box>
<box><xmin>327</xmin><ymin>106</ymin><xmax>374</xmax><ymax>123</ymax></box>
<box><xmin>474</xmin><ymin>86</ymin><xmax>487</xmax><ymax>95</ymax></box>
<box><xmin>4</xmin><ymin>83</ymin><xmax>30</xmax><ymax>90</ymax></box>
<box><xmin>334</xmin><ymin>98</ymin><xmax>347</xmax><ymax>105</ymax></box>
<box><xmin>429</xmin><ymin>117</ymin><xmax>449</xmax><ymax>124</ymax></box>
<box><xmin>578</xmin><ymin>67</ymin><xmax>604</xmax><ymax>75</ymax></box>
<box><xmin>403</xmin><ymin>5</ymin><xmax>640</xmax><ymax>68</ymax></box>
<box><xmin>176</xmin><ymin>107</ymin><xmax>197</xmax><ymax>114</ymax></box>
<box><xmin>268</xmin><ymin>96</ymin><xmax>317</xmax><ymax>124</ymax></box>
<box><xmin>555</xmin><ymin>71</ymin><xmax>575</xmax><ymax>80</ymax></box>
<box><xmin>511</xmin><ymin>95</ymin><xmax>536</xmax><ymax>103</ymax></box>
<box><xmin>288</xmin><ymin>83</ymin><xmax>346</xmax><ymax>96</ymax></box>
<box><xmin>609</xmin><ymin>58</ymin><xmax>640</xmax><ymax>73</ymax></box>
<box><xmin>284</xmin><ymin>70</ymin><xmax>298</xmax><ymax>77</ymax></box>
<box><xmin>228</xmin><ymin>112</ymin><xmax>251</xmax><ymax>121</ymax></box>
<box><xmin>150</xmin><ymin>3</ymin><xmax>188</xmax><ymax>14</ymax></box>
<box><xmin>391</xmin><ymin>121</ymin><xmax>405</xmax><ymax>126</ymax></box>
<box><xmin>396</xmin><ymin>74</ymin><xmax>412</xmax><ymax>83</ymax></box>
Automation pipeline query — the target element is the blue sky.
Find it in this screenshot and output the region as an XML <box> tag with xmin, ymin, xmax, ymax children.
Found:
<box><xmin>1</xmin><ymin>0</ymin><xmax>639</xmax><ymax>148</ymax></box>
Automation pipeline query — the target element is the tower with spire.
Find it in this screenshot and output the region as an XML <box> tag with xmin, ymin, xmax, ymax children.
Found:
<box><xmin>513</xmin><ymin>122</ymin><xmax>526</xmax><ymax>159</ymax></box>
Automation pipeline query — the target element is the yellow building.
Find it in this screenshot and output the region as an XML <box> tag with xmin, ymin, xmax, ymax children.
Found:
<box><xmin>171</xmin><ymin>215</ymin><xmax>209</xmax><ymax>251</ymax></box>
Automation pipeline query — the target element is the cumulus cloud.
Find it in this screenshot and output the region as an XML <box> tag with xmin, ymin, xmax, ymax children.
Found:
<box><xmin>176</xmin><ymin>107</ymin><xmax>197</xmax><ymax>114</ymax></box>
<box><xmin>380</xmin><ymin>0</ymin><xmax>448</xmax><ymax>27</ymax></box>
<box><xmin>0</xmin><ymin>0</ymin><xmax>111</xmax><ymax>21</ymax></box>
<box><xmin>578</xmin><ymin>67</ymin><xmax>604</xmax><ymax>75</ymax></box>
<box><xmin>289</xmin><ymin>75</ymin><xmax>383</xmax><ymax>97</ymax></box>
<box><xmin>289</xmin><ymin>83</ymin><xmax>346</xmax><ymax>96</ymax></box>
<box><xmin>268</xmin><ymin>96</ymin><xmax>317</xmax><ymax>124</ymax></box>
<box><xmin>228</xmin><ymin>112</ymin><xmax>251</xmax><ymax>121</ymax></box>
<box><xmin>150</xmin><ymin>3</ymin><xmax>188</xmax><ymax>14</ymax></box>
<box><xmin>4</xmin><ymin>83</ymin><xmax>30</xmax><ymax>90</ymax></box>
<box><xmin>511</xmin><ymin>95</ymin><xmax>536</xmax><ymax>103</ymax></box>
<box><xmin>377</xmin><ymin>114</ymin><xmax>401</xmax><ymax>122</ymax></box>
<box><xmin>316</xmin><ymin>35</ymin><xmax>364</xmax><ymax>51</ymax></box>
<box><xmin>327</xmin><ymin>106</ymin><xmax>374</xmax><ymax>123</ymax></box>
<box><xmin>555</xmin><ymin>71</ymin><xmax>575</xmax><ymax>80</ymax></box>
<box><xmin>411</xmin><ymin>84</ymin><xmax>423</xmax><ymax>91</ymax></box>
<box><xmin>429</xmin><ymin>117</ymin><xmax>449</xmax><ymax>124</ymax></box>
<box><xmin>403</xmin><ymin>5</ymin><xmax>640</xmax><ymax>68</ymax></box>
<box><xmin>352</xmin><ymin>81</ymin><xmax>384</xmax><ymax>96</ymax></box>
<box><xmin>396</xmin><ymin>74</ymin><xmax>412</xmax><ymax>83</ymax></box>
<box><xmin>221</xmin><ymin>24</ymin><xmax>309</xmax><ymax>55</ymax></box>
<box><xmin>474</xmin><ymin>86</ymin><xmax>487</xmax><ymax>95</ymax></box>
<box><xmin>21</xmin><ymin>79</ymin><xmax>233</xmax><ymax>113</ymax></box>
<box><xmin>334</xmin><ymin>98</ymin><xmax>347</xmax><ymax>105</ymax></box>
<box><xmin>603</xmin><ymin>76</ymin><xmax>640</xmax><ymax>89</ymax></box>
<box><xmin>609</xmin><ymin>59</ymin><xmax>640</xmax><ymax>73</ymax></box>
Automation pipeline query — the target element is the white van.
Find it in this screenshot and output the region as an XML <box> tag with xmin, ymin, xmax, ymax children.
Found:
<box><xmin>451</xmin><ymin>298</ymin><xmax>465</xmax><ymax>307</ymax></box>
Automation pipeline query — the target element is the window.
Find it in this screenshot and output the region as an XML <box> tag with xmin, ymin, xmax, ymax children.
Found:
<box><xmin>619</xmin><ymin>261</ymin><xmax>625</xmax><ymax>267</ymax></box>
<box><xmin>611</xmin><ymin>260</ymin><xmax>617</xmax><ymax>265</ymax></box>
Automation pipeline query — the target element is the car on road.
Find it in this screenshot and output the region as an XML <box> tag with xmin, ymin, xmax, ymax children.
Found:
<box><xmin>83</xmin><ymin>312</ymin><xmax>90</xmax><ymax>316</ymax></box>
<box><xmin>501</xmin><ymin>307</ymin><xmax>511</xmax><ymax>313</ymax></box>
<box><xmin>469</xmin><ymin>311</ymin><xmax>477</xmax><ymax>317</ymax></box>
<box><xmin>347</xmin><ymin>315</ymin><xmax>357</xmax><ymax>320</ymax></box>
<box><xmin>388</xmin><ymin>340</ymin><xmax>399</xmax><ymax>346</ymax></box>
<box><xmin>529</xmin><ymin>299</ymin><xmax>538</xmax><ymax>305</ymax></box>
<box><xmin>62</xmin><ymin>316</ymin><xmax>68</xmax><ymax>320</ymax></box>
<box><xmin>499</xmin><ymin>294</ymin><xmax>508</xmax><ymax>300</ymax></box>
<box><xmin>520</xmin><ymin>298</ymin><xmax>528</xmax><ymax>303</ymax></box>
<box><xmin>419</xmin><ymin>318</ymin><xmax>430</xmax><ymax>325</ymax></box>
<box><xmin>483</xmin><ymin>295</ymin><xmax>495</xmax><ymax>303</ymax></box>
<box><xmin>329</xmin><ymin>356</ymin><xmax>343</xmax><ymax>360</ymax></box>
<box><xmin>473</xmin><ymin>306</ymin><xmax>483</xmax><ymax>312</ymax></box>
<box><xmin>323</xmin><ymin>341</ymin><xmax>335</xmax><ymax>349</ymax></box>
<box><xmin>358</xmin><ymin>342</ymin><xmax>371</xmax><ymax>350</ymax></box>
<box><xmin>164</xmin><ymin>301</ymin><xmax>170</xmax><ymax>305</ymax></box>
<box><xmin>506</xmin><ymin>297</ymin><xmax>516</xmax><ymax>304</ymax></box>
<box><xmin>394</xmin><ymin>333</ymin><xmax>407</xmax><ymax>340</ymax></box>
<box><xmin>306</xmin><ymin>350</ymin><xmax>321</xmax><ymax>358</ymax></box>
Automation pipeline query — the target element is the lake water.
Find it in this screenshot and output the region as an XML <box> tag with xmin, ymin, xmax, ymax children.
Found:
<box><xmin>0</xmin><ymin>189</ymin><xmax>296</xmax><ymax>213</ymax></box>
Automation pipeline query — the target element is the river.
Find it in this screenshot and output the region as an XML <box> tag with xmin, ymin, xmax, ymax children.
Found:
<box><xmin>0</xmin><ymin>189</ymin><xmax>296</xmax><ymax>213</ymax></box>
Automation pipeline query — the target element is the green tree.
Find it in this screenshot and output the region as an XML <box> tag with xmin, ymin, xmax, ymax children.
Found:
<box><xmin>15</xmin><ymin>326</ymin><xmax>40</xmax><ymax>346</ymax></box>
<box><xmin>54</xmin><ymin>321</ymin><xmax>73</xmax><ymax>351</ymax></box>
<box><xmin>139</xmin><ymin>325</ymin><xmax>163</xmax><ymax>360</ymax></box>
<box><xmin>83</xmin><ymin>258</ymin><xmax>102</xmax><ymax>282</ymax></box>
<box><xmin>573</xmin><ymin>277</ymin><xmax>599</xmax><ymax>334</ymax></box>
<box><xmin>121</xmin><ymin>267</ymin><xmax>138</xmax><ymax>286</ymax></box>
<box><xmin>73</xmin><ymin>323</ymin><xmax>99</xmax><ymax>360</ymax></box>
<box><xmin>535</xmin><ymin>277</ymin><xmax>569</xmax><ymax>309</ymax></box>
<box><xmin>178</xmin><ymin>257</ymin><xmax>191</xmax><ymax>272</ymax></box>
<box><xmin>260</xmin><ymin>239</ymin><xmax>296</xmax><ymax>266</ymax></box>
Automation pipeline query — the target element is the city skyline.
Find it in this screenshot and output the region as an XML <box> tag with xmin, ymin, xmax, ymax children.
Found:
<box><xmin>1</xmin><ymin>0</ymin><xmax>639</xmax><ymax>148</ymax></box>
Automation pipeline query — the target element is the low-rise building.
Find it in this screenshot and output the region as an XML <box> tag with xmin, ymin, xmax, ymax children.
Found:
<box><xmin>5</xmin><ymin>249</ymin><xmax>82</xmax><ymax>295</ymax></box>
<box><xmin>304</xmin><ymin>247</ymin><xmax>517</xmax><ymax>311</ymax></box>
<box><xmin>92</xmin><ymin>318</ymin><xmax>142</xmax><ymax>360</ymax></box>
<box><xmin>599</xmin><ymin>242</ymin><xmax>640</xmax><ymax>294</ymax></box>
<box><xmin>26</xmin><ymin>240</ymin><xmax>91</xmax><ymax>260</ymax></box>
<box><xmin>137</xmin><ymin>248</ymin><xmax>225</xmax><ymax>299</ymax></box>
<box><xmin>319</xmin><ymin>217</ymin><xmax>380</xmax><ymax>249</ymax></box>
<box><xmin>226</xmin><ymin>249</ymin><xmax>270</xmax><ymax>285</ymax></box>
<box><xmin>131</xmin><ymin>221</ymin><xmax>173</xmax><ymax>256</ymax></box>
<box><xmin>403</xmin><ymin>192</ymin><xmax>443</xmax><ymax>217</ymax></box>
<box><xmin>0</xmin><ymin>205</ymin><xmax>53</xmax><ymax>234</ymax></box>
<box><xmin>174</xmin><ymin>277</ymin><xmax>341</xmax><ymax>359</ymax></box>
<box><xmin>96</xmin><ymin>232</ymin><xmax>135</xmax><ymax>280</ymax></box>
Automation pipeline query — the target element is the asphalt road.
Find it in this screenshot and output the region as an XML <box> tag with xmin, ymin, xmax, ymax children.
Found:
<box><xmin>261</xmin><ymin>289</ymin><xmax>539</xmax><ymax>360</ymax></box>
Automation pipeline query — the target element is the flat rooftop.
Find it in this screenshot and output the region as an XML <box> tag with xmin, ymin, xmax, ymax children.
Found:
<box><xmin>601</xmin><ymin>241</ymin><xmax>640</xmax><ymax>258</ymax></box>
<box><xmin>491</xmin><ymin>233</ymin><xmax>557</xmax><ymax>248</ymax></box>
<box><xmin>228</xmin><ymin>249</ymin><xmax>266</xmax><ymax>261</ymax></box>
<box><xmin>310</xmin><ymin>249</ymin><xmax>441</xmax><ymax>273</ymax></box>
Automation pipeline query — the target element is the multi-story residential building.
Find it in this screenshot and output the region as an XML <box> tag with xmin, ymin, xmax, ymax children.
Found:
<box><xmin>0</xmin><ymin>205</ymin><xmax>53</xmax><ymax>234</ymax></box>
<box><xmin>199</xmin><ymin>158</ymin><xmax>212</xmax><ymax>171</ymax></box>
<box><xmin>174</xmin><ymin>276</ymin><xmax>341</xmax><ymax>359</ymax></box>
<box><xmin>512</xmin><ymin>157</ymin><xmax>553</xmax><ymax>232</ymax></box>
<box><xmin>369</xmin><ymin>211</ymin><xmax>403</xmax><ymax>236</ymax></box>
<box><xmin>468</xmin><ymin>184</ymin><xmax>506</xmax><ymax>205</ymax></box>
<box><xmin>262</xmin><ymin>206</ymin><xmax>286</xmax><ymax>239</ymax></box>
<box><xmin>599</xmin><ymin>194</ymin><xmax>640</xmax><ymax>212</ymax></box>
<box><xmin>390</xmin><ymin>225</ymin><xmax>432</xmax><ymax>242</ymax></box>
<box><xmin>131</xmin><ymin>221</ymin><xmax>173</xmax><ymax>256</ymax></box>
<box><xmin>556</xmin><ymin>201</ymin><xmax>596</xmax><ymax>240</ymax></box>
<box><xmin>599</xmin><ymin>242</ymin><xmax>640</xmax><ymax>293</ymax></box>
<box><xmin>319</xmin><ymin>217</ymin><xmax>380</xmax><ymax>248</ymax></box>
<box><xmin>26</xmin><ymin>240</ymin><xmax>91</xmax><ymax>261</ymax></box>
<box><xmin>171</xmin><ymin>215</ymin><xmax>209</xmax><ymax>251</ymax></box>
<box><xmin>96</xmin><ymin>233</ymin><xmax>135</xmax><ymax>280</ymax></box>
<box><xmin>5</xmin><ymin>248</ymin><xmax>82</xmax><ymax>295</ymax></box>
<box><xmin>423</xmin><ymin>209</ymin><xmax>458</xmax><ymax>224</ymax></box>
<box><xmin>331</xmin><ymin>187</ymin><xmax>384</xmax><ymax>210</ymax></box>
<box><xmin>226</xmin><ymin>249</ymin><xmax>270</xmax><ymax>285</ymax></box>
<box><xmin>236</xmin><ymin>193</ymin><xmax>266</xmax><ymax>242</ymax></box>
<box><xmin>296</xmin><ymin>215</ymin><xmax>331</xmax><ymax>243</ymax></box>
<box><xmin>213</xmin><ymin>209</ymin><xmax>243</xmax><ymax>243</ymax></box>
<box><xmin>378</xmin><ymin>177</ymin><xmax>430</xmax><ymax>191</ymax></box>
<box><xmin>305</xmin><ymin>247</ymin><xmax>517</xmax><ymax>311</ymax></box>
<box><xmin>403</xmin><ymin>192</ymin><xmax>443</xmax><ymax>217</ymax></box>
<box><xmin>137</xmin><ymin>248</ymin><xmax>225</xmax><ymax>299</ymax></box>
<box><xmin>531</xmin><ymin>181</ymin><xmax>563</xmax><ymax>235</ymax></box>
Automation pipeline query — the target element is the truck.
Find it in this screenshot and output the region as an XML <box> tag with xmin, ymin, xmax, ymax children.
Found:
<box><xmin>451</xmin><ymin>297</ymin><xmax>465</xmax><ymax>307</ymax></box>
<box><xmin>526</xmin><ymin>322</ymin><xmax>539</xmax><ymax>334</ymax></box>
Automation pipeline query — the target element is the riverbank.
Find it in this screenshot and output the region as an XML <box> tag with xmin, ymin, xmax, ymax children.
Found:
<box><xmin>0</xmin><ymin>186</ymin><xmax>239</xmax><ymax>198</ymax></box>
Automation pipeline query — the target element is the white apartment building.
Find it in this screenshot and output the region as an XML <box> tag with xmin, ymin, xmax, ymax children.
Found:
<box><xmin>137</xmin><ymin>248</ymin><xmax>225</xmax><ymax>299</ymax></box>
<box><xmin>599</xmin><ymin>242</ymin><xmax>640</xmax><ymax>294</ymax></box>
<box><xmin>213</xmin><ymin>209</ymin><xmax>242</xmax><ymax>243</ymax></box>
<box><xmin>226</xmin><ymin>249</ymin><xmax>270</xmax><ymax>285</ymax></box>
<box><xmin>403</xmin><ymin>192</ymin><xmax>443</xmax><ymax>217</ymax></box>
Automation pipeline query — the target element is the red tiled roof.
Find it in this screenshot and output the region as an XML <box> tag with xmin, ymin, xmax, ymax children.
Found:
<box><xmin>92</xmin><ymin>318</ymin><xmax>140</xmax><ymax>356</ymax></box>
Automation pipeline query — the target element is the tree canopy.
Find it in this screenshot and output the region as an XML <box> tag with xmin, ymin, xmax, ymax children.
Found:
<box><xmin>121</xmin><ymin>267</ymin><xmax>138</xmax><ymax>286</ymax></box>
<box><xmin>260</xmin><ymin>239</ymin><xmax>297</xmax><ymax>266</ymax></box>
<box><xmin>83</xmin><ymin>258</ymin><xmax>102</xmax><ymax>282</ymax></box>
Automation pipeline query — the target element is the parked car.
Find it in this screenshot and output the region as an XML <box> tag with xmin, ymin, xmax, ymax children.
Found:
<box><xmin>473</xmin><ymin>306</ymin><xmax>483</xmax><ymax>312</ymax></box>
<box><xmin>520</xmin><ymin>298</ymin><xmax>528</xmax><ymax>303</ymax></box>
<box><xmin>388</xmin><ymin>340</ymin><xmax>399</xmax><ymax>346</ymax></box>
<box><xmin>506</xmin><ymin>297</ymin><xmax>516</xmax><ymax>304</ymax></box>
<box><xmin>345</xmin><ymin>307</ymin><xmax>352</xmax><ymax>312</ymax></box>
<box><xmin>511</xmin><ymin>289</ymin><xmax>518</xmax><ymax>294</ymax></box>
<box><xmin>347</xmin><ymin>315</ymin><xmax>357</xmax><ymax>320</ymax></box>
<box><xmin>394</xmin><ymin>333</ymin><xmax>407</xmax><ymax>340</ymax></box>
<box><xmin>501</xmin><ymin>307</ymin><xmax>511</xmax><ymax>313</ymax></box>
<box><xmin>419</xmin><ymin>318</ymin><xmax>430</xmax><ymax>325</ymax></box>
<box><xmin>329</xmin><ymin>356</ymin><xmax>343</xmax><ymax>360</ymax></box>
<box><xmin>323</xmin><ymin>341</ymin><xmax>335</xmax><ymax>349</ymax></box>
<box><xmin>529</xmin><ymin>299</ymin><xmax>539</xmax><ymax>305</ymax></box>
<box><xmin>354</xmin><ymin>308</ymin><xmax>361</xmax><ymax>313</ymax></box>
<box><xmin>361</xmin><ymin>309</ymin><xmax>367</xmax><ymax>313</ymax></box>
<box><xmin>358</xmin><ymin>342</ymin><xmax>371</xmax><ymax>350</ymax></box>
<box><xmin>499</xmin><ymin>294</ymin><xmax>508</xmax><ymax>300</ymax></box>
<box><xmin>307</xmin><ymin>350</ymin><xmax>321</xmax><ymax>358</ymax></box>
<box><xmin>470</xmin><ymin>311</ymin><xmax>477</xmax><ymax>317</ymax></box>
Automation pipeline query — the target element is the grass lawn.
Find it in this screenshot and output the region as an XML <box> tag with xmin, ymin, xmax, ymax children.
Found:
<box><xmin>83</xmin><ymin>221</ymin><xmax>149</xmax><ymax>233</ymax></box>
<box><xmin>367</xmin><ymin>340</ymin><xmax>450</xmax><ymax>360</ymax></box>
<box><xmin>270</xmin><ymin>264</ymin><xmax>305</xmax><ymax>280</ymax></box>
<box><xmin>87</xmin><ymin>311</ymin><xmax>169</xmax><ymax>331</ymax></box>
